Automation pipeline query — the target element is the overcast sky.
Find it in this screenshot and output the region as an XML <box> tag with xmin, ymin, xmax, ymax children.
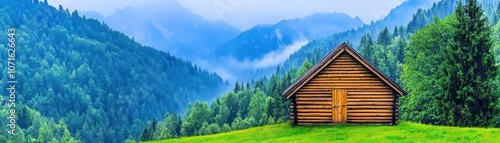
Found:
<box><xmin>47</xmin><ymin>0</ymin><xmax>405</xmax><ymax>30</ymax></box>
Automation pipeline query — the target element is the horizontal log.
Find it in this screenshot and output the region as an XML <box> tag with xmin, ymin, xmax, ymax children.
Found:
<box><xmin>332</xmin><ymin>59</ymin><xmax>357</xmax><ymax>62</ymax></box>
<box><xmin>330</xmin><ymin>61</ymin><xmax>362</xmax><ymax>65</ymax></box>
<box><xmin>296</xmin><ymin>101</ymin><xmax>331</xmax><ymax>105</ymax></box>
<box><xmin>335</xmin><ymin>56</ymin><xmax>355</xmax><ymax>59</ymax></box>
<box><xmin>296</xmin><ymin>105</ymin><xmax>332</xmax><ymax>109</ymax></box>
<box><xmin>349</xmin><ymin>89</ymin><xmax>395</xmax><ymax>92</ymax></box>
<box><xmin>295</xmin><ymin>113</ymin><xmax>331</xmax><ymax>117</ymax></box>
<box><xmin>297</xmin><ymin>89</ymin><xmax>332</xmax><ymax>92</ymax></box>
<box><xmin>296</xmin><ymin>97</ymin><xmax>331</xmax><ymax>101</ymax></box>
<box><xmin>297</xmin><ymin>120</ymin><xmax>332</xmax><ymax>123</ymax></box>
<box><xmin>347</xmin><ymin>109</ymin><xmax>396</xmax><ymax>113</ymax></box>
<box><xmin>327</xmin><ymin>64</ymin><xmax>365</xmax><ymax>68</ymax></box>
<box><xmin>347</xmin><ymin>99</ymin><xmax>393</xmax><ymax>102</ymax></box>
<box><xmin>347</xmin><ymin>117</ymin><xmax>397</xmax><ymax>120</ymax></box>
<box><xmin>322</xmin><ymin>67</ymin><xmax>368</xmax><ymax>71</ymax></box>
<box><xmin>310</xmin><ymin>77</ymin><xmax>381</xmax><ymax>81</ymax></box>
<box><xmin>308</xmin><ymin>80</ymin><xmax>383</xmax><ymax>84</ymax></box>
<box><xmin>290</xmin><ymin>116</ymin><xmax>332</xmax><ymax>120</ymax></box>
<box><xmin>296</xmin><ymin>91</ymin><xmax>332</xmax><ymax>94</ymax></box>
<box><xmin>348</xmin><ymin>106</ymin><xmax>393</xmax><ymax>109</ymax></box>
<box><xmin>347</xmin><ymin>120</ymin><xmax>393</xmax><ymax>123</ymax></box>
<box><xmin>333</xmin><ymin>56</ymin><xmax>358</xmax><ymax>62</ymax></box>
<box><xmin>305</xmin><ymin>83</ymin><xmax>386</xmax><ymax>86</ymax></box>
<box><xmin>302</xmin><ymin>85</ymin><xmax>391</xmax><ymax>89</ymax></box>
<box><xmin>297</xmin><ymin>123</ymin><xmax>343</xmax><ymax>125</ymax></box>
<box><xmin>347</xmin><ymin>95</ymin><xmax>393</xmax><ymax>99</ymax></box>
<box><xmin>348</xmin><ymin>91</ymin><xmax>394</xmax><ymax>95</ymax></box>
<box><xmin>347</xmin><ymin>102</ymin><xmax>393</xmax><ymax>106</ymax></box>
<box><xmin>296</xmin><ymin>94</ymin><xmax>394</xmax><ymax>98</ymax></box>
<box><xmin>290</xmin><ymin>104</ymin><xmax>397</xmax><ymax>111</ymax></box>
<box><xmin>318</xmin><ymin>70</ymin><xmax>372</xmax><ymax>74</ymax></box>
<box><xmin>316</xmin><ymin>74</ymin><xmax>375</xmax><ymax>77</ymax></box>
<box><xmin>294</xmin><ymin>109</ymin><xmax>332</xmax><ymax>113</ymax></box>
<box><xmin>296</xmin><ymin>94</ymin><xmax>331</xmax><ymax>98</ymax></box>
<box><xmin>347</xmin><ymin>113</ymin><xmax>393</xmax><ymax>117</ymax></box>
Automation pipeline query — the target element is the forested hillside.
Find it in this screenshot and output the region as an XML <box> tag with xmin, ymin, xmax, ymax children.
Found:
<box><xmin>0</xmin><ymin>0</ymin><xmax>226</xmax><ymax>142</ymax></box>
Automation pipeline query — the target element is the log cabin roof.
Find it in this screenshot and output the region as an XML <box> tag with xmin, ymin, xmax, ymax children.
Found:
<box><xmin>281</xmin><ymin>42</ymin><xmax>407</xmax><ymax>99</ymax></box>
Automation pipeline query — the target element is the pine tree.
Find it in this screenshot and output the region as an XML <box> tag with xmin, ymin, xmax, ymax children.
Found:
<box><xmin>234</xmin><ymin>81</ymin><xmax>240</xmax><ymax>93</ymax></box>
<box><xmin>441</xmin><ymin>0</ymin><xmax>498</xmax><ymax>126</ymax></box>
<box><xmin>359</xmin><ymin>33</ymin><xmax>375</xmax><ymax>63</ymax></box>
<box><xmin>393</xmin><ymin>26</ymin><xmax>399</xmax><ymax>37</ymax></box>
<box><xmin>295</xmin><ymin>59</ymin><xmax>313</xmax><ymax>80</ymax></box>
<box><xmin>377</xmin><ymin>27</ymin><xmax>392</xmax><ymax>46</ymax></box>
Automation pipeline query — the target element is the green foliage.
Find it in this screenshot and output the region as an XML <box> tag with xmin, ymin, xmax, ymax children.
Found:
<box><xmin>401</xmin><ymin>16</ymin><xmax>455</xmax><ymax>124</ymax></box>
<box><xmin>180</xmin><ymin>102</ymin><xmax>211</xmax><ymax>136</ymax></box>
<box><xmin>0</xmin><ymin>102</ymin><xmax>79</xmax><ymax>143</ymax></box>
<box><xmin>358</xmin><ymin>28</ymin><xmax>405</xmax><ymax>84</ymax></box>
<box><xmin>247</xmin><ymin>89</ymin><xmax>267</xmax><ymax>125</ymax></box>
<box><xmin>403</xmin><ymin>0</ymin><xmax>500</xmax><ymax>127</ymax></box>
<box><xmin>141</xmin><ymin>119</ymin><xmax>158</xmax><ymax>141</ymax></box>
<box><xmin>221</xmin><ymin>124</ymin><xmax>231</xmax><ymax>132</ymax></box>
<box><xmin>377</xmin><ymin>27</ymin><xmax>392</xmax><ymax>46</ymax></box>
<box><xmin>440</xmin><ymin>0</ymin><xmax>499</xmax><ymax>126</ymax></box>
<box><xmin>359</xmin><ymin>33</ymin><xmax>375</xmax><ymax>63</ymax></box>
<box><xmin>215</xmin><ymin>104</ymin><xmax>230</xmax><ymax>127</ymax></box>
<box><xmin>295</xmin><ymin>59</ymin><xmax>313</xmax><ymax>81</ymax></box>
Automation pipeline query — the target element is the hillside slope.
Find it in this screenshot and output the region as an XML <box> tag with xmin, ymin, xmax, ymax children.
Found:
<box><xmin>0</xmin><ymin>0</ymin><xmax>226</xmax><ymax>142</ymax></box>
<box><xmin>149</xmin><ymin>122</ymin><xmax>500</xmax><ymax>143</ymax></box>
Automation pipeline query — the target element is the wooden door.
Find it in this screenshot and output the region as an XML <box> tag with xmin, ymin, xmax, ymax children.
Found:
<box><xmin>332</xmin><ymin>90</ymin><xmax>347</xmax><ymax>123</ymax></box>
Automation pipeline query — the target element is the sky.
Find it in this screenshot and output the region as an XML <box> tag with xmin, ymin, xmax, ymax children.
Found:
<box><xmin>47</xmin><ymin>0</ymin><xmax>406</xmax><ymax>30</ymax></box>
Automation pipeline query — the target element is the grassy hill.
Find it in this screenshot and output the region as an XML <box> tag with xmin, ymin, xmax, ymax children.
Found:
<box><xmin>147</xmin><ymin>121</ymin><xmax>500</xmax><ymax>143</ymax></box>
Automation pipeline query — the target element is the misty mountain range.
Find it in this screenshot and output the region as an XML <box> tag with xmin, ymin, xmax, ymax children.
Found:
<box><xmin>80</xmin><ymin>0</ymin><xmax>439</xmax><ymax>82</ymax></box>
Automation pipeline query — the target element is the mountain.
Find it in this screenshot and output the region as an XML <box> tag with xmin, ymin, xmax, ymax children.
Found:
<box><xmin>205</xmin><ymin>12</ymin><xmax>363</xmax><ymax>82</ymax></box>
<box><xmin>369</xmin><ymin>0</ymin><xmax>441</xmax><ymax>33</ymax></box>
<box><xmin>282</xmin><ymin>0</ymin><xmax>442</xmax><ymax>70</ymax></box>
<box><xmin>0</xmin><ymin>1</ymin><xmax>226</xmax><ymax>142</ymax></box>
<box><xmin>88</xmin><ymin>0</ymin><xmax>240</xmax><ymax>62</ymax></box>
<box><xmin>216</xmin><ymin>12</ymin><xmax>364</xmax><ymax>61</ymax></box>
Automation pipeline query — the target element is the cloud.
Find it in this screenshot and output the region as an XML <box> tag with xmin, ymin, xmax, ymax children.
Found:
<box><xmin>200</xmin><ymin>39</ymin><xmax>308</xmax><ymax>81</ymax></box>
<box><xmin>252</xmin><ymin>39</ymin><xmax>308</xmax><ymax>68</ymax></box>
<box><xmin>221</xmin><ymin>39</ymin><xmax>309</xmax><ymax>70</ymax></box>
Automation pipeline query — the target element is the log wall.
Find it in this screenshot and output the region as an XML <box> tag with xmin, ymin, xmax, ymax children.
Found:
<box><xmin>290</xmin><ymin>52</ymin><xmax>398</xmax><ymax>125</ymax></box>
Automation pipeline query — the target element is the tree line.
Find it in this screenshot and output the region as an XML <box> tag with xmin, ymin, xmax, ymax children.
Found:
<box><xmin>137</xmin><ymin>61</ymin><xmax>314</xmax><ymax>141</ymax></box>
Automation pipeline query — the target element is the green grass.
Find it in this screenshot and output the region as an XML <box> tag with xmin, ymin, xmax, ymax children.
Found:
<box><xmin>147</xmin><ymin>122</ymin><xmax>500</xmax><ymax>143</ymax></box>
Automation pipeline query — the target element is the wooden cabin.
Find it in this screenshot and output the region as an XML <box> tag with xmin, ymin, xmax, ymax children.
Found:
<box><xmin>282</xmin><ymin>42</ymin><xmax>407</xmax><ymax>125</ymax></box>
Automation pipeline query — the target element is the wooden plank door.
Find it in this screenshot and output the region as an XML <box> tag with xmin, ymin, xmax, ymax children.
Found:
<box><xmin>332</xmin><ymin>90</ymin><xmax>347</xmax><ymax>123</ymax></box>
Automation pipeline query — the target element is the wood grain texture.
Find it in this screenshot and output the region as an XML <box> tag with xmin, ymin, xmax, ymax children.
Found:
<box><xmin>291</xmin><ymin>52</ymin><xmax>399</xmax><ymax>124</ymax></box>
